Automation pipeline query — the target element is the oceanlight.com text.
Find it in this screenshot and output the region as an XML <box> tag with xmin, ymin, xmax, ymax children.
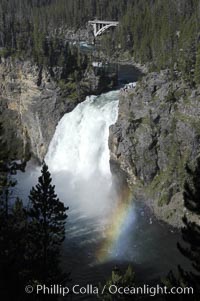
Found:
<box><xmin>25</xmin><ymin>284</ymin><xmax>194</xmax><ymax>297</ymax></box>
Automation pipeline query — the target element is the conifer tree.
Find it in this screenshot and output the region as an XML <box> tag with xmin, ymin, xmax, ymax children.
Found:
<box><xmin>99</xmin><ymin>265</ymin><xmax>135</xmax><ymax>300</ymax></box>
<box><xmin>165</xmin><ymin>157</ymin><xmax>200</xmax><ymax>300</ymax></box>
<box><xmin>177</xmin><ymin>158</ymin><xmax>200</xmax><ymax>294</ymax></box>
<box><xmin>0</xmin><ymin>176</ymin><xmax>27</xmax><ymax>300</ymax></box>
<box><xmin>27</xmin><ymin>163</ymin><xmax>68</xmax><ymax>283</ymax></box>
<box><xmin>194</xmin><ymin>45</ymin><xmax>200</xmax><ymax>86</ymax></box>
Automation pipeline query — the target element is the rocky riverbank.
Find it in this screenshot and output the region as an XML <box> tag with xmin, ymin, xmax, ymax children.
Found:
<box><xmin>109</xmin><ymin>70</ymin><xmax>200</xmax><ymax>227</ymax></box>
<box><xmin>0</xmin><ymin>57</ymin><xmax>117</xmax><ymax>162</ymax></box>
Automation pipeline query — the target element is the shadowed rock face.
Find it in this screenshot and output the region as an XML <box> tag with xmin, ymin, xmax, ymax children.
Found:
<box><xmin>0</xmin><ymin>58</ymin><xmax>117</xmax><ymax>162</ymax></box>
<box><xmin>109</xmin><ymin>70</ymin><xmax>200</xmax><ymax>226</ymax></box>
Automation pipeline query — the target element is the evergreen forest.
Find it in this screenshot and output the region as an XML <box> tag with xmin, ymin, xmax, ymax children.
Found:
<box><xmin>0</xmin><ymin>0</ymin><xmax>200</xmax><ymax>84</ymax></box>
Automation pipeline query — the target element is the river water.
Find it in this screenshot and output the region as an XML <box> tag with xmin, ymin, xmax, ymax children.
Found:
<box><xmin>16</xmin><ymin>65</ymin><xmax>190</xmax><ymax>300</ymax></box>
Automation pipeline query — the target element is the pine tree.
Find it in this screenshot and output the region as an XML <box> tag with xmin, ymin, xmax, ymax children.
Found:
<box><xmin>7</xmin><ymin>198</ymin><xmax>28</xmax><ymax>299</ymax></box>
<box><xmin>27</xmin><ymin>163</ymin><xmax>68</xmax><ymax>283</ymax></box>
<box><xmin>99</xmin><ymin>265</ymin><xmax>135</xmax><ymax>300</ymax></box>
<box><xmin>165</xmin><ymin>157</ymin><xmax>200</xmax><ymax>300</ymax></box>
<box><xmin>0</xmin><ymin>182</ymin><xmax>28</xmax><ymax>300</ymax></box>
<box><xmin>194</xmin><ymin>44</ymin><xmax>200</xmax><ymax>86</ymax></box>
<box><xmin>177</xmin><ymin>158</ymin><xmax>200</xmax><ymax>293</ymax></box>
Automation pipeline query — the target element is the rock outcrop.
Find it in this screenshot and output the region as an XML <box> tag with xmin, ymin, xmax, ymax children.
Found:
<box><xmin>109</xmin><ymin>70</ymin><xmax>200</xmax><ymax>226</ymax></box>
<box><xmin>0</xmin><ymin>57</ymin><xmax>117</xmax><ymax>161</ymax></box>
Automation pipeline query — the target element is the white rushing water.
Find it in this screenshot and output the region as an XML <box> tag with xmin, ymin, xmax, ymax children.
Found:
<box><xmin>45</xmin><ymin>90</ymin><xmax>119</xmax><ymax>217</ymax></box>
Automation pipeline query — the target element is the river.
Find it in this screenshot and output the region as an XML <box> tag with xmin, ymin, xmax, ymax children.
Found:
<box><xmin>16</xmin><ymin>65</ymin><xmax>190</xmax><ymax>300</ymax></box>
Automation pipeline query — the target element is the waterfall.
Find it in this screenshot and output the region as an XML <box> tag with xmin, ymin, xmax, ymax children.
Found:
<box><xmin>45</xmin><ymin>90</ymin><xmax>119</xmax><ymax>217</ymax></box>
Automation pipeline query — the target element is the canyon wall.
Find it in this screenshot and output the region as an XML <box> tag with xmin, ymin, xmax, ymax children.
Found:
<box><xmin>109</xmin><ymin>70</ymin><xmax>200</xmax><ymax>226</ymax></box>
<box><xmin>0</xmin><ymin>57</ymin><xmax>117</xmax><ymax>161</ymax></box>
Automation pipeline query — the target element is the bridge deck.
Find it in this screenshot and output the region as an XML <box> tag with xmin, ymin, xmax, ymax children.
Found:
<box><xmin>88</xmin><ymin>20</ymin><xmax>119</xmax><ymax>25</ymax></box>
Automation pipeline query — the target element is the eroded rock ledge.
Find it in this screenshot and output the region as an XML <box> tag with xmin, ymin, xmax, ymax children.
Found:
<box><xmin>0</xmin><ymin>57</ymin><xmax>117</xmax><ymax>161</ymax></box>
<box><xmin>109</xmin><ymin>70</ymin><xmax>200</xmax><ymax>227</ymax></box>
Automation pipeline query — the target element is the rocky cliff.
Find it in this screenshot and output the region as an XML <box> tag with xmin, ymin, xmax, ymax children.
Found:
<box><xmin>0</xmin><ymin>57</ymin><xmax>117</xmax><ymax>161</ymax></box>
<box><xmin>109</xmin><ymin>70</ymin><xmax>200</xmax><ymax>226</ymax></box>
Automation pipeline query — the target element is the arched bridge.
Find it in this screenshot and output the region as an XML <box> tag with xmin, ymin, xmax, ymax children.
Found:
<box><xmin>88</xmin><ymin>20</ymin><xmax>119</xmax><ymax>37</ymax></box>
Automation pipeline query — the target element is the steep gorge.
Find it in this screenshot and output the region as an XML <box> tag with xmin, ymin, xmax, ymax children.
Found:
<box><xmin>1</xmin><ymin>55</ymin><xmax>200</xmax><ymax>227</ymax></box>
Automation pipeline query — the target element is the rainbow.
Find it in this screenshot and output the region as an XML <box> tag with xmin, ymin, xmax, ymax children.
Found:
<box><xmin>96</xmin><ymin>185</ymin><xmax>135</xmax><ymax>263</ymax></box>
